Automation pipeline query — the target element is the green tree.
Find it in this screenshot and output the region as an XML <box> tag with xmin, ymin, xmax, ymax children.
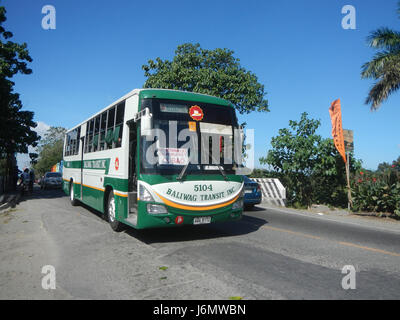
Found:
<box><xmin>393</xmin><ymin>156</ymin><xmax>400</xmax><ymax>171</ymax></box>
<box><xmin>260</xmin><ymin>113</ymin><xmax>322</xmax><ymax>207</ymax></box>
<box><xmin>377</xmin><ymin>161</ymin><xmax>392</xmax><ymax>172</ymax></box>
<box><xmin>36</xmin><ymin>127</ymin><xmax>66</xmax><ymax>153</ymax></box>
<box><xmin>376</xmin><ymin>156</ymin><xmax>400</xmax><ymax>186</ymax></box>
<box><xmin>312</xmin><ymin>138</ymin><xmax>360</xmax><ymax>207</ymax></box>
<box><xmin>34</xmin><ymin>127</ymin><xmax>66</xmax><ymax>177</ymax></box>
<box><xmin>260</xmin><ymin>113</ymin><xmax>360</xmax><ymax>208</ymax></box>
<box><xmin>249</xmin><ymin>168</ymin><xmax>283</xmax><ymax>179</ymax></box>
<box><xmin>142</xmin><ymin>43</ymin><xmax>269</xmax><ymax>114</ymax></box>
<box><xmin>0</xmin><ymin>6</ymin><xmax>39</xmax><ymax>189</ymax></box>
<box><xmin>361</xmin><ymin>1</ymin><xmax>400</xmax><ymax>110</ymax></box>
<box><xmin>376</xmin><ymin>156</ymin><xmax>400</xmax><ymax>172</ymax></box>
<box><xmin>29</xmin><ymin>152</ymin><xmax>38</xmax><ymax>165</ymax></box>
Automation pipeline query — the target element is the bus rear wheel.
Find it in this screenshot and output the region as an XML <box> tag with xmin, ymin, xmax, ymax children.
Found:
<box><xmin>70</xmin><ymin>182</ymin><xmax>78</xmax><ymax>206</ymax></box>
<box><xmin>106</xmin><ymin>190</ymin><xmax>124</xmax><ymax>232</ymax></box>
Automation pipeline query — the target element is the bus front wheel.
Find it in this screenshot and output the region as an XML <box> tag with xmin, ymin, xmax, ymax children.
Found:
<box><xmin>106</xmin><ymin>191</ymin><xmax>124</xmax><ymax>232</ymax></box>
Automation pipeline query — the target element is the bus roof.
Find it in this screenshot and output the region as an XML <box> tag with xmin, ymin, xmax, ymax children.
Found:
<box><xmin>66</xmin><ymin>88</ymin><xmax>235</xmax><ymax>132</ymax></box>
<box><xmin>139</xmin><ymin>89</ymin><xmax>233</xmax><ymax>107</ymax></box>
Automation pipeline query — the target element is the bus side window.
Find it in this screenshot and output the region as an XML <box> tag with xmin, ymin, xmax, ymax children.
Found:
<box><xmin>106</xmin><ymin>107</ymin><xmax>115</xmax><ymax>149</ymax></box>
<box><xmin>93</xmin><ymin>115</ymin><xmax>100</xmax><ymax>152</ymax></box>
<box><xmin>71</xmin><ymin>130</ymin><xmax>76</xmax><ymax>155</ymax></box>
<box><xmin>87</xmin><ymin>119</ymin><xmax>94</xmax><ymax>153</ymax></box>
<box><xmin>76</xmin><ymin>127</ymin><xmax>81</xmax><ymax>155</ymax></box>
<box><xmin>115</xmin><ymin>102</ymin><xmax>125</xmax><ymax>148</ymax></box>
<box><xmin>99</xmin><ymin>112</ymin><xmax>107</xmax><ymax>151</ymax></box>
<box><xmin>84</xmin><ymin>122</ymin><xmax>89</xmax><ymax>153</ymax></box>
<box><xmin>65</xmin><ymin>133</ymin><xmax>70</xmax><ymax>156</ymax></box>
<box><xmin>72</xmin><ymin>131</ymin><xmax>76</xmax><ymax>155</ymax></box>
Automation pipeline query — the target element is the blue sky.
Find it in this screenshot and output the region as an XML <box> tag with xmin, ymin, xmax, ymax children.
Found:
<box><xmin>4</xmin><ymin>0</ymin><xmax>400</xmax><ymax>170</ymax></box>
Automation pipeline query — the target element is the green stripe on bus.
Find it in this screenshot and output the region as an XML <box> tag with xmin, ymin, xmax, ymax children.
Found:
<box><xmin>64</xmin><ymin>158</ymin><xmax>111</xmax><ymax>174</ymax></box>
<box><xmin>64</xmin><ymin>160</ymin><xmax>82</xmax><ymax>169</ymax></box>
<box><xmin>103</xmin><ymin>177</ymin><xmax>129</xmax><ymax>192</ymax></box>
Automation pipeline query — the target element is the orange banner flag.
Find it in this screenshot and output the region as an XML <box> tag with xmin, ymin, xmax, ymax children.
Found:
<box><xmin>329</xmin><ymin>99</ymin><xmax>347</xmax><ymax>163</ymax></box>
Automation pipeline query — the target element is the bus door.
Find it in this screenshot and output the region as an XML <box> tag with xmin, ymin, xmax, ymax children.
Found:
<box><xmin>127</xmin><ymin>122</ymin><xmax>138</xmax><ymax>225</ymax></box>
<box><xmin>80</xmin><ymin>136</ymin><xmax>84</xmax><ymax>200</ymax></box>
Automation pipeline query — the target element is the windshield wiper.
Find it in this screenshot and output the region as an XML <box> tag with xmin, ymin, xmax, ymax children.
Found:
<box><xmin>176</xmin><ymin>161</ymin><xmax>228</xmax><ymax>182</ymax></box>
<box><xmin>210</xmin><ymin>154</ymin><xmax>228</xmax><ymax>181</ymax></box>
<box><xmin>216</xmin><ymin>164</ymin><xmax>228</xmax><ymax>181</ymax></box>
<box><xmin>176</xmin><ymin>162</ymin><xmax>190</xmax><ymax>181</ymax></box>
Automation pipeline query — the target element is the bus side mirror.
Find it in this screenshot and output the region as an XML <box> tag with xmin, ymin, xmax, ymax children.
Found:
<box><xmin>239</xmin><ymin>125</ymin><xmax>244</xmax><ymax>146</ymax></box>
<box><xmin>141</xmin><ymin>108</ymin><xmax>153</xmax><ymax>136</ymax></box>
<box><xmin>233</xmin><ymin>125</ymin><xmax>247</xmax><ymax>175</ymax></box>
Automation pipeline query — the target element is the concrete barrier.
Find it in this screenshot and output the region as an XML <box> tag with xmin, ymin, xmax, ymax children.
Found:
<box><xmin>252</xmin><ymin>178</ymin><xmax>286</xmax><ymax>207</ymax></box>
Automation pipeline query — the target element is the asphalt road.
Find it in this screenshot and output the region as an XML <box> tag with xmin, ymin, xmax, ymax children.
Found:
<box><xmin>1</xmin><ymin>186</ymin><xmax>399</xmax><ymax>300</ymax></box>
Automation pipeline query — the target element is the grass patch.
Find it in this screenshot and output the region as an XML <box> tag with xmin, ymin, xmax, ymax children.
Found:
<box><xmin>229</xmin><ymin>296</ymin><xmax>243</xmax><ymax>300</ymax></box>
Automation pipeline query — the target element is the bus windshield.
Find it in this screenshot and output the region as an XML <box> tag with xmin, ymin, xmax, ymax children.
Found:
<box><xmin>140</xmin><ymin>98</ymin><xmax>240</xmax><ymax>176</ymax></box>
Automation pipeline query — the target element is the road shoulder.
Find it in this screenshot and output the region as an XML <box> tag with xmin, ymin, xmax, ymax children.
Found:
<box><xmin>256</xmin><ymin>203</ymin><xmax>400</xmax><ymax>234</ymax></box>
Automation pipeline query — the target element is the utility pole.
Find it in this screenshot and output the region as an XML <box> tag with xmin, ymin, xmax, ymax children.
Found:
<box><xmin>343</xmin><ymin>129</ymin><xmax>354</xmax><ymax>211</ymax></box>
<box><xmin>345</xmin><ymin>151</ymin><xmax>352</xmax><ymax>210</ymax></box>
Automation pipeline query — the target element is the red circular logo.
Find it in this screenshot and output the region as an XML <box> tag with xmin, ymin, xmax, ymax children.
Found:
<box><xmin>175</xmin><ymin>216</ymin><xmax>184</xmax><ymax>225</ymax></box>
<box><xmin>189</xmin><ymin>105</ymin><xmax>204</xmax><ymax>121</ymax></box>
<box><xmin>115</xmin><ymin>157</ymin><xmax>119</xmax><ymax>171</ymax></box>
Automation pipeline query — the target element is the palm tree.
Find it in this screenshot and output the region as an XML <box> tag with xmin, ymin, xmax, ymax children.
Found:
<box><xmin>361</xmin><ymin>2</ymin><xmax>400</xmax><ymax>110</ymax></box>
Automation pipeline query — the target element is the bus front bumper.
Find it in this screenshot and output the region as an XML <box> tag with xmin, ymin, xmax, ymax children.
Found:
<box><xmin>134</xmin><ymin>200</ymin><xmax>243</xmax><ymax>229</ymax></box>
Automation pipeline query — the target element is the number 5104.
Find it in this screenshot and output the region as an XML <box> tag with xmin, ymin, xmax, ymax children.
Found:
<box><xmin>194</xmin><ymin>184</ymin><xmax>213</xmax><ymax>192</ymax></box>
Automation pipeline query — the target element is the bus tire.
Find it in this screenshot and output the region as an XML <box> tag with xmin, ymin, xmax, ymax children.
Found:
<box><xmin>70</xmin><ymin>182</ymin><xmax>79</xmax><ymax>206</ymax></box>
<box><xmin>106</xmin><ymin>190</ymin><xmax>124</xmax><ymax>232</ymax></box>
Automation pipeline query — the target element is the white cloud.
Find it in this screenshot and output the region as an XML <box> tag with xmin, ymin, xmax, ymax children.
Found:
<box><xmin>35</xmin><ymin>121</ymin><xmax>51</xmax><ymax>137</ymax></box>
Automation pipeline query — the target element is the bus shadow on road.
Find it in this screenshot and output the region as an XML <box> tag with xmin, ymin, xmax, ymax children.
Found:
<box><xmin>243</xmin><ymin>205</ymin><xmax>265</xmax><ymax>212</ymax></box>
<box><xmin>16</xmin><ymin>186</ymin><xmax>66</xmax><ymax>205</ymax></box>
<box><xmin>124</xmin><ymin>214</ymin><xmax>268</xmax><ymax>244</ymax></box>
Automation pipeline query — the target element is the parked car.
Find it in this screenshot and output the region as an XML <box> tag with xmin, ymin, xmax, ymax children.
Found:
<box><xmin>243</xmin><ymin>176</ymin><xmax>262</xmax><ymax>209</ymax></box>
<box><xmin>41</xmin><ymin>172</ymin><xmax>63</xmax><ymax>189</ymax></box>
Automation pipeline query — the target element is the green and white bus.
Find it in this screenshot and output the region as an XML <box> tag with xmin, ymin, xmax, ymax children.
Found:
<box><xmin>63</xmin><ymin>89</ymin><xmax>244</xmax><ymax>231</ymax></box>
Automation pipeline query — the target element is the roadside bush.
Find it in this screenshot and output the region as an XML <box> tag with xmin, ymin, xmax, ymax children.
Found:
<box><xmin>351</xmin><ymin>169</ymin><xmax>400</xmax><ymax>217</ymax></box>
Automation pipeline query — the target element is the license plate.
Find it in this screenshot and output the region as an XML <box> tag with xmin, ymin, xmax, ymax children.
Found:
<box><xmin>245</xmin><ymin>189</ymin><xmax>253</xmax><ymax>194</ymax></box>
<box><xmin>193</xmin><ymin>216</ymin><xmax>211</xmax><ymax>225</ymax></box>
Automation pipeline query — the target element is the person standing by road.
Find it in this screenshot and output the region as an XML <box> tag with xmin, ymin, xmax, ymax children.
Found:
<box><xmin>29</xmin><ymin>169</ymin><xmax>34</xmax><ymax>193</ymax></box>
<box><xmin>19</xmin><ymin>168</ymin><xmax>31</xmax><ymax>195</ymax></box>
<box><xmin>21</xmin><ymin>168</ymin><xmax>30</xmax><ymax>183</ymax></box>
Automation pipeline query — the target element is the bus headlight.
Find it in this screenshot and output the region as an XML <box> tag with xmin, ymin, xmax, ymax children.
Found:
<box><xmin>232</xmin><ymin>198</ymin><xmax>243</xmax><ymax>210</ymax></box>
<box><xmin>147</xmin><ymin>204</ymin><xmax>168</xmax><ymax>214</ymax></box>
<box><xmin>139</xmin><ymin>184</ymin><xmax>154</xmax><ymax>202</ymax></box>
<box><xmin>232</xmin><ymin>188</ymin><xmax>244</xmax><ymax>210</ymax></box>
